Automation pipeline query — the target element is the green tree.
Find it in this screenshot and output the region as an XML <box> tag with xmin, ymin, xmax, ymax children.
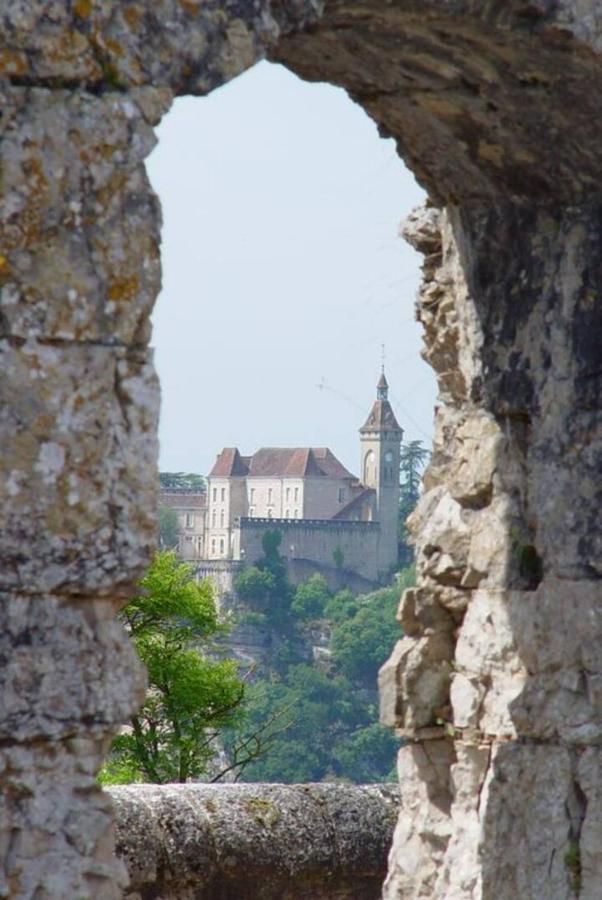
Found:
<box><xmin>159</xmin><ymin>472</ymin><xmax>206</xmax><ymax>491</ymax></box>
<box><xmin>399</xmin><ymin>440</ymin><xmax>430</xmax><ymax>564</ymax></box>
<box><xmin>158</xmin><ymin>504</ymin><xmax>179</xmax><ymax>549</ymax></box>
<box><xmin>332</xmin><ymin>723</ymin><xmax>397</xmax><ymax>783</ymax></box>
<box><xmin>100</xmin><ymin>552</ymin><xmax>246</xmax><ymax>785</ymax></box>
<box><xmin>323</xmin><ymin>588</ymin><xmax>358</xmax><ymax>624</ymax></box>
<box><xmin>332</xmin><ymin>546</ymin><xmax>345</xmax><ymax>571</ymax></box>
<box><xmin>234</xmin><ymin>567</ymin><xmax>413</xmax><ymax>785</ymax></box>
<box><xmin>291</xmin><ymin>573</ymin><xmax>330</xmax><ymax>620</ymax></box>
<box><xmin>234</xmin><ymin>530</ymin><xmax>294</xmax><ymax>628</ymax></box>
<box><xmin>329</xmin><ymin>585</ymin><xmax>401</xmax><ymax>684</ymax></box>
<box><xmin>235</xmin><ymin>566</ymin><xmax>276</xmax><ymax>609</ymax></box>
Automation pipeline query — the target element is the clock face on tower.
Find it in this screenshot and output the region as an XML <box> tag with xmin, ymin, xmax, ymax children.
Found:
<box><xmin>384</xmin><ymin>450</ymin><xmax>394</xmax><ymax>463</ymax></box>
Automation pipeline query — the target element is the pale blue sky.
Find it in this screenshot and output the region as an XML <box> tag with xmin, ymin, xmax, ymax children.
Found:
<box><xmin>148</xmin><ymin>60</ymin><xmax>435</xmax><ymax>478</ymax></box>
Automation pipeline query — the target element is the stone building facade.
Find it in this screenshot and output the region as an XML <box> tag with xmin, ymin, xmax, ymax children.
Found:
<box><xmin>159</xmin><ymin>488</ymin><xmax>206</xmax><ymax>560</ymax></box>
<box><xmin>161</xmin><ymin>374</ymin><xmax>403</xmax><ymax>586</ymax></box>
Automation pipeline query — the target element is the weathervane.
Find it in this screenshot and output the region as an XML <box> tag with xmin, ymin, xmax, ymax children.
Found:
<box><xmin>380</xmin><ymin>343</ymin><xmax>386</xmax><ymax>374</ymax></box>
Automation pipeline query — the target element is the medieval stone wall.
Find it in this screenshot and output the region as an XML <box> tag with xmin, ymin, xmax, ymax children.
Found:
<box><xmin>3</xmin><ymin>2</ymin><xmax>602</xmax><ymax>898</ymax></box>
<box><xmin>110</xmin><ymin>782</ymin><xmax>397</xmax><ymax>899</ymax></box>
<box><xmin>238</xmin><ymin>517</ymin><xmax>381</xmax><ymax>581</ymax></box>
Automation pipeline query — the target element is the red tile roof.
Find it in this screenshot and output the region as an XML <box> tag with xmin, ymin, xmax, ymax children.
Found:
<box><xmin>209</xmin><ymin>448</ymin><xmax>250</xmax><ymax>477</ymax></box>
<box><xmin>209</xmin><ymin>447</ymin><xmax>355</xmax><ymax>479</ymax></box>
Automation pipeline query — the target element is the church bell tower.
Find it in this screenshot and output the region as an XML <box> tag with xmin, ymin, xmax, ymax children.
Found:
<box><xmin>360</xmin><ymin>372</ymin><xmax>403</xmax><ymax>575</ymax></box>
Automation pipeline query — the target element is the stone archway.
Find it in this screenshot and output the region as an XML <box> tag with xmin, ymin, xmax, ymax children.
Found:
<box><xmin>2</xmin><ymin>3</ymin><xmax>602</xmax><ymax>897</ymax></box>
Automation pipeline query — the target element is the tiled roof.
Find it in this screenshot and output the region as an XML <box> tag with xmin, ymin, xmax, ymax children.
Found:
<box><xmin>247</xmin><ymin>447</ymin><xmax>354</xmax><ymax>479</ymax></box>
<box><xmin>159</xmin><ymin>490</ymin><xmax>206</xmax><ymax>509</ymax></box>
<box><xmin>210</xmin><ymin>447</ymin><xmax>355</xmax><ymax>480</ymax></box>
<box><xmin>209</xmin><ymin>448</ymin><xmax>250</xmax><ymax>477</ymax></box>
<box><xmin>360</xmin><ymin>399</ymin><xmax>403</xmax><ymax>435</ymax></box>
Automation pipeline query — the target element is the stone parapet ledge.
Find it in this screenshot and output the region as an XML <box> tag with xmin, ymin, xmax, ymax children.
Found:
<box><xmin>109</xmin><ymin>782</ymin><xmax>398</xmax><ymax>899</ymax></box>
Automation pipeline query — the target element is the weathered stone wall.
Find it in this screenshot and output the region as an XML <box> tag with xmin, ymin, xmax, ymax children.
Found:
<box><xmin>238</xmin><ymin>516</ymin><xmax>381</xmax><ymax>581</ymax></box>
<box><xmin>3</xmin><ymin>1</ymin><xmax>602</xmax><ymax>898</ymax></box>
<box><xmin>0</xmin><ymin>4</ymin><xmax>319</xmax><ymax>897</ymax></box>
<box><xmin>273</xmin><ymin>4</ymin><xmax>602</xmax><ymax>899</ymax></box>
<box><xmin>110</xmin><ymin>782</ymin><xmax>398</xmax><ymax>899</ymax></box>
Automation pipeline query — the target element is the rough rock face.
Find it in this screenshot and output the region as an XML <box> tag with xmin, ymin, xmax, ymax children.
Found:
<box><xmin>3</xmin><ymin>1</ymin><xmax>602</xmax><ymax>898</ymax></box>
<box><xmin>109</xmin><ymin>783</ymin><xmax>398</xmax><ymax>899</ymax></box>
<box><xmin>0</xmin><ymin>5</ymin><xmax>316</xmax><ymax>896</ymax></box>
<box><xmin>375</xmin><ymin>202</ymin><xmax>602</xmax><ymax>900</ymax></box>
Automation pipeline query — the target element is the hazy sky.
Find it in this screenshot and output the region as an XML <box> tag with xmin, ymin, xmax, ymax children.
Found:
<box><xmin>148</xmin><ymin>60</ymin><xmax>435</xmax><ymax>478</ymax></box>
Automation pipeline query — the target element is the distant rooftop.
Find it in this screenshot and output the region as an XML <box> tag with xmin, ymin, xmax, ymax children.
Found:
<box><xmin>209</xmin><ymin>446</ymin><xmax>355</xmax><ymax>480</ymax></box>
<box><xmin>159</xmin><ymin>490</ymin><xmax>206</xmax><ymax>508</ymax></box>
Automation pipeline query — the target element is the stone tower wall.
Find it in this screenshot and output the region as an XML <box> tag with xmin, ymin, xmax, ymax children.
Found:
<box><xmin>2</xmin><ymin>2</ymin><xmax>602</xmax><ymax>898</ymax></box>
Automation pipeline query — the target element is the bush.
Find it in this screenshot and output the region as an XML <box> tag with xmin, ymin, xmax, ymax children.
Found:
<box><xmin>291</xmin><ymin>573</ymin><xmax>330</xmax><ymax>620</ymax></box>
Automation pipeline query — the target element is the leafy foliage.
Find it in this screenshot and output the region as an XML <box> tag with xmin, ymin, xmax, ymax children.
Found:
<box><xmin>234</xmin><ymin>549</ymin><xmax>415</xmax><ymax>784</ymax></box>
<box><xmin>329</xmin><ymin>586</ymin><xmax>400</xmax><ymax>682</ymax></box>
<box><xmin>159</xmin><ymin>472</ymin><xmax>206</xmax><ymax>491</ymax></box>
<box><xmin>100</xmin><ymin>552</ymin><xmax>245</xmax><ymax>785</ymax></box>
<box><xmin>291</xmin><ymin>573</ymin><xmax>330</xmax><ymax>620</ymax></box>
<box><xmin>398</xmin><ymin>439</ymin><xmax>430</xmax><ymax>564</ymax></box>
<box><xmin>323</xmin><ymin>588</ymin><xmax>358</xmax><ymax>624</ymax></box>
<box><xmin>158</xmin><ymin>504</ymin><xmax>179</xmax><ymax>549</ymax></box>
<box><xmin>238</xmin><ymin>664</ymin><xmax>397</xmax><ymax>784</ymax></box>
<box><xmin>234</xmin><ymin>530</ymin><xmax>294</xmax><ymax>628</ymax></box>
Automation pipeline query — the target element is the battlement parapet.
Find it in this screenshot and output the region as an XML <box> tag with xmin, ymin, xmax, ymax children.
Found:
<box><xmin>238</xmin><ymin>516</ymin><xmax>379</xmax><ymax>530</ymax></box>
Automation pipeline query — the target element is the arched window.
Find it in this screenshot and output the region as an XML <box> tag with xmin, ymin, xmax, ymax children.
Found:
<box><xmin>212</xmin><ymin>510</ymin><xmax>216</xmax><ymax>527</ymax></box>
<box><xmin>220</xmin><ymin>510</ymin><xmax>224</xmax><ymax>527</ymax></box>
<box><xmin>211</xmin><ymin>539</ymin><xmax>216</xmax><ymax>555</ymax></box>
<box><xmin>219</xmin><ymin>538</ymin><xmax>224</xmax><ymax>555</ymax></box>
<box><xmin>364</xmin><ymin>449</ymin><xmax>375</xmax><ymax>483</ymax></box>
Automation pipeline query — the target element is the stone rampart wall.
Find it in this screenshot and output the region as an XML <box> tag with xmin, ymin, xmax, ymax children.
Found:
<box><xmin>110</xmin><ymin>783</ymin><xmax>398</xmax><ymax>900</ymax></box>
<box><xmin>239</xmin><ymin>518</ymin><xmax>380</xmax><ymax>582</ymax></box>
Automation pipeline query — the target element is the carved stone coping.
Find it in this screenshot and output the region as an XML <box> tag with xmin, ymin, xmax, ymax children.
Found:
<box><xmin>109</xmin><ymin>782</ymin><xmax>399</xmax><ymax>899</ymax></box>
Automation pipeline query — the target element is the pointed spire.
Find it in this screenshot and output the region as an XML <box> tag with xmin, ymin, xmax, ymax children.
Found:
<box><xmin>360</xmin><ymin>371</ymin><xmax>402</xmax><ymax>436</ymax></box>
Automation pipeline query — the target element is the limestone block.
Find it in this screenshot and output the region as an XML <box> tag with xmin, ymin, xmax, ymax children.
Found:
<box><xmin>529</xmin><ymin>443</ymin><xmax>602</xmax><ymax>579</ymax></box>
<box><xmin>379</xmin><ymin>634</ymin><xmax>453</xmax><ymax>729</ymax></box>
<box><xmin>447</xmin><ymin>412</ymin><xmax>501</xmax><ymax>507</ymax></box>
<box><xmin>0</xmin><ymin>737</ymin><xmax>129</xmax><ymax>899</ymax></box>
<box><xmin>511</xmin><ymin>668</ymin><xmax>602</xmax><ymax>744</ymax></box>
<box><xmin>0</xmin><ymin>340</ymin><xmax>159</xmax><ymax>595</ymax></box>
<box><xmin>0</xmin><ymin>594</ymin><xmax>146</xmax><ymax>742</ymax></box>
<box><xmin>0</xmin><ymin>594</ymin><xmax>143</xmax><ymax>899</ymax></box>
<box><xmin>464</xmin><ymin>497</ymin><xmax>515</xmax><ymax>588</ymax></box>
<box><xmin>434</xmin><ymin>742</ymin><xmax>492</xmax><ymax>899</ymax></box>
<box><xmin>0</xmin><ymin>88</ymin><xmax>169</xmax><ymax>345</ymax></box>
<box><xmin>453</xmin><ymin>590</ymin><xmax>526</xmax><ymax>737</ymax></box>
<box><xmin>382</xmin><ymin>740</ymin><xmax>454</xmax><ymax>900</ymax></box>
<box><xmin>0</xmin><ymin>2</ymin><xmax>321</xmax><ymax>93</ymax></box>
<box><xmin>400</xmin><ymin>204</ymin><xmax>441</xmax><ymax>255</ymax></box>
<box><xmin>512</xmin><ymin>579</ymin><xmax>602</xmax><ymax>671</ymax></box>
<box><xmin>398</xmin><ymin>587</ymin><xmax>455</xmax><ymax>637</ymax></box>
<box><xmin>480</xmin><ymin>743</ymin><xmax>578</xmax><ymax>900</ymax></box>
<box><xmin>110</xmin><ymin>783</ymin><xmax>398</xmax><ymax>899</ymax></box>
<box><xmin>413</xmin><ymin>489</ymin><xmax>472</xmax><ymax>587</ymax></box>
<box><xmin>577</xmin><ymin>748</ymin><xmax>602</xmax><ymax>900</ymax></box>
